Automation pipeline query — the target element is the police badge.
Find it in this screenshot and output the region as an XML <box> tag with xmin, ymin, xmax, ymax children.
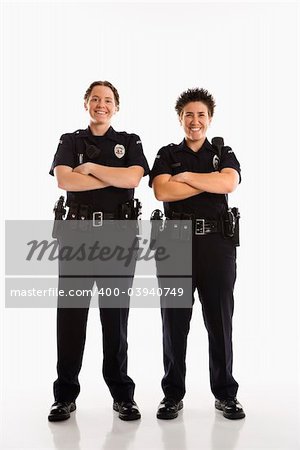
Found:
<box><xmin>114</xmin><ymin>144</ymin><xmax>125</xmax><ymax>159</ymax></box>
<box><xmin>213</xmin><ymin>154</ymin><xmax>220</xmax><ymax>170</ymax></box>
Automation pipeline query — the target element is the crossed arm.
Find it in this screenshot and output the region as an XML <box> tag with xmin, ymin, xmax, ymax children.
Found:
<box><xmin>54</xmin><ymin>163</ymin><xmax>144</xmax><ymax>192</ymax></box>
<box><xmin>152</xmin><ymin>168</ymin><xmax>239</xmax><ymax>202</ymax></box>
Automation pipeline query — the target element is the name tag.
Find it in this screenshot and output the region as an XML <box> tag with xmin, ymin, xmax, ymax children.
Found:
<box><xmin>171</xmin><ymin>162</ymin><xmax>182</xmax><ymax>168</ymax></box>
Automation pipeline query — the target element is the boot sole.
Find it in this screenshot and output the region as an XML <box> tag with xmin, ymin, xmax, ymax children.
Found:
<box><xmin>119</xmin><ymin>413</ymin><xmax>141</xmax><ymax>421</ymax></box>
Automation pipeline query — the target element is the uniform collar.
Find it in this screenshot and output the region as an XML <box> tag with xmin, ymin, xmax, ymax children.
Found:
<box><xmin>175</xmin><ymin>137</ymin><xmax>214</xmax><ymax>154</ymax></box>
<box><xmin>77</xmin><ymin>126</ymin><xmax>121</xmax><ymax>143</ymax></box>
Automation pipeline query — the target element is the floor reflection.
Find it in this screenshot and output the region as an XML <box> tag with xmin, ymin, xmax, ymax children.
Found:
<box><xmin>48</xmin><ymin>412</ymin><xmax>81</xmax><ymax>450</ymax></box>
<box><xmin>210</xmin><ymin>410</ymin><xmax>245</xmax><ymax>449</ymax></box>
<box><xmin>157</xmin><ymin>409</ymin><xmax>187</xmax><ymax>450</ymax></box>
<box><xmin>101</xmin><ymin>411</ymin><xmax>140</xmax><ymax>449</ymax></box>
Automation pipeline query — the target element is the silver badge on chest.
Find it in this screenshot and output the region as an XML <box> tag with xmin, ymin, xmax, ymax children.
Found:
<box><xmin>114</xmin><ymin>144</ymin><xmax>126</xmax><ymax>159</ymax></box>
<box><xmin>213</xmin><ymin>155</ymin><xmax>220</xmax><ymax>170</ymax></box>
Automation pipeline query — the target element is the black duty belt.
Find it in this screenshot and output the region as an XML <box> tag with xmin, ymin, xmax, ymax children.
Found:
<box><xmin>91</xmin><ymin>211</ymin><xmax>117</xmax><ymax>227</ymax></box>
<box><xmin>166</xmin><ymin>212</ymin><xmax>222</xmax><ymax>235</ymax></box>
<box><xmin>53</xmin><ymin>198</ymin><xmax>141</xmax><ymax>237</ymax></box>
<box><xmin>68</xmin><ymin>204</ymin><xmax>131</xmax><ymax>227</ymax></box>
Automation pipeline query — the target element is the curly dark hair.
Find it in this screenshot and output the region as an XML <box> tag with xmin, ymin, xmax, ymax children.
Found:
<box><xmin>84</xmin><ymin>81</ymin><xmax>120</xmax><ymax>110</ymax></box>
<box><xmin>175</xmin><ymin>88</ymin><xmax>216</xmax><ymax>117</ymax></box>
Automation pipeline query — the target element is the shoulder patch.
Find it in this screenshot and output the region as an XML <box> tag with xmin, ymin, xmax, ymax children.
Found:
<box><xmin>223</xmin><ymin>145</ymin><xmax>234</xmax><ymax>154</ymax></box>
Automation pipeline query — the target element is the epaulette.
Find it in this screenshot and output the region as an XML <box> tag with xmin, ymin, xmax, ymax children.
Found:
<box><xmin>73</xmin><ymin>129</ymin><xmax>87</xmax><ymax>136</ymax></box>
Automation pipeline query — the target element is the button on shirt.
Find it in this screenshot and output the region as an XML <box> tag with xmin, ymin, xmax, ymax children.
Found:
<box><xmin>149</xmin><ymin>138</ymin><xmax>241</xmax><ymax>219</ymax></box>
<box><xmin>50</xmin><ymin>127</ymin><xmax>150</xmax><ymax>212</ymax></box>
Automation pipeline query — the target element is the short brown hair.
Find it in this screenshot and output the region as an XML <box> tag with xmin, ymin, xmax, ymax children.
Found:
<box><xmin>175</xmin><ymin>88</ymin><xmax>216</xmax><ymax>117</ymax></box>
<box><xmin>84</xmin><ymin>81</ymin><xmax>120</xmax><ymax>110</ymax></box>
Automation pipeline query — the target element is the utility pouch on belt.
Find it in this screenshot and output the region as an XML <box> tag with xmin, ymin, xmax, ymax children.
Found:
<box><xmin>119</xmin><ymin>199</ymin><xmax>142</xmax><ymax>219</ymax></box>
<box><xmin>222</xmin><ymin>207</ymin><xmax>240</xmax><ymax>246</ymax></box>
<box><xmin>150</xmin><ymin>209</ymin><xmax>164</xmax><ymax>250</ymax></box>
<box><xmin>52</xmin><ymin>196</ymin><xmax>66</xmax><ymax>238</ymax></box>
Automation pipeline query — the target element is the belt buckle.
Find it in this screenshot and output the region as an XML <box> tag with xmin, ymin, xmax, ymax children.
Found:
<box><xmin>195</xmin><ymin>219</ymin><xmax>205</xmax><ymax>235</ymax></box>
<box><xmin>93</xmin><ymin>211</ymin><xmax>103</xmax><ymax>227</ymax></box>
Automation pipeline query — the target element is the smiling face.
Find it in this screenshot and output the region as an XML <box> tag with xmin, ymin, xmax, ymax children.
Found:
<box><xmin>84</xmin><ymin>85</ymin><xmax>118</xmax><ymax>132</ymax></box>
<box><xmin>180</xmin><ymin>101</ymin><xmax>212</xmax><ymax>150</ymax></box>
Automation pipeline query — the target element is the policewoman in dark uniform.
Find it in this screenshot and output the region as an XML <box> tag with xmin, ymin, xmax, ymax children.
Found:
<box><xmin>48</xmin><ymin>81</ymin><xmax>149</xmax><ymax>422</ymax></box>
<box><xmin>150</xmin><ymin>88</ymin><xmax>245</xmax><ymax>420</ymax></box>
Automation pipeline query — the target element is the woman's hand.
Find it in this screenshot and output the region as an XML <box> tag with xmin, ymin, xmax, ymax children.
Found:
<box><xmin>170</xmin><ymin>172</ymin><xmax>189</xmax><ymax>183</ymax></box>
<box><xmin>73</xmin><ymin>163</ymin><xmax>93</xmax><ymax>175</ymax></box>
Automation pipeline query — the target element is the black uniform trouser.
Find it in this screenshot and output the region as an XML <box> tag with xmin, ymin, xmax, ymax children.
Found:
<box><xmin>53</xmin><ymin>221</ymin><xmax>138</xmax><ymax>403</ymax></box>
<box><xmin>53</xmin><ymin>276</ymin><xmax>135</xmax><ymax>403</ymax></box>
<box><xmin>160</xmin><ymin>233</ymin><xmax>239</xmax><ymax>401</ymax></box>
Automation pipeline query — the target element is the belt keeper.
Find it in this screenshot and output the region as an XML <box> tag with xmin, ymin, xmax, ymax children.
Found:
<box><xmin>68</xmin><ymin>203</ymin><xmax>78</xmax><ymax>220</ymax></box>
<box><xmin>77</xmin><ymin>205</ymin><xmax>89</xmax><ymax>230</ymax></box>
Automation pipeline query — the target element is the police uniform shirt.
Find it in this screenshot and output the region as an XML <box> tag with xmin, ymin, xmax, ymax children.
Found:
<box><xmin>149</xmin><ymin>138</ymin><xmax>241</xmax><ymax>218</ymax></box>
<box><xmin>50</xmin><ymin>127</ymin><xmax>150</xmax><ymax>212</ymax></box>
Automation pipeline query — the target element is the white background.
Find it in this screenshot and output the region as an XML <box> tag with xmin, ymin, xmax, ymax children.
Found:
<box><xmin>1</xmin><ymin>1</ymin><xmax>299</xmax><ymax>449</ymax></box>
